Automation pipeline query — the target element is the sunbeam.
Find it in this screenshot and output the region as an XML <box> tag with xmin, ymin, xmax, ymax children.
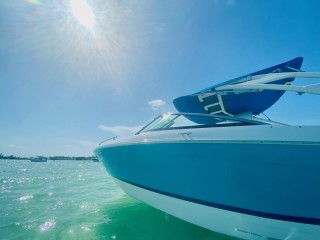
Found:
<box><xmin>70</xmin><ymin>0</ymin><xmax>95</xmax><ymax>30</ymax></box>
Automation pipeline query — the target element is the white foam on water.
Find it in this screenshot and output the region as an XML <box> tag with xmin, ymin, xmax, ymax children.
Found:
<box><xmin>81</xmin><ymin>225</ymin><xmax>91</xmax><ymax>232</ymax></box>
<box><xmin>18</xmin><ymin>194</ymin><xmax>33</xmax><ymax>201</ymax></box>
<box><xmin>39</xmin><ymin>219</ymin><xmax>56</xmax><ymax>232</ymax></box>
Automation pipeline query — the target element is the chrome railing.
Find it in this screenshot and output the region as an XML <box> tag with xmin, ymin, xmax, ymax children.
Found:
<box><xmin>99</xmin><ymin>136</ymin><xmax>117</xmax><ymax>146</ymax></box>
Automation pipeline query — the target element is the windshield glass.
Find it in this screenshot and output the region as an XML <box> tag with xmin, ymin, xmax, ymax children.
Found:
<box><xmin>137</xmin><ymin>113</ymin><xmax>265</xmax><ymax>134</ymax></box>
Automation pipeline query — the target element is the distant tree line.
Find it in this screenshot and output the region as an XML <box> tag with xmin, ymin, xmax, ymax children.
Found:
<box><xmin>0</xmin><ymin>153</ymin><xmax>25</xmax><ymax>160</ymax></box>
<box><xmin>0</xmin><ymin>153</ymin><xmax>93</xmax><ymax>161</ymax></box>
<box><xmin>49</xmin><ymin>156</ymin><xmax>92</xmax><ymax>160</ymax></box>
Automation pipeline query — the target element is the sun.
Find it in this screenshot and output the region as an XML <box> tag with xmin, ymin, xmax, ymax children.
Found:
<box><xmin>70</xmin><ymin>0</ymin><xmax>96</xmax><ymax>30</ymax></box>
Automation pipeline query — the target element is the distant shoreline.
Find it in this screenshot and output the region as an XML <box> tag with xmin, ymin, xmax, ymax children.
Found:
<box><xmin>0</xmin><ymin>158</ymin><xmax>96</xmax><ymax>161</ymax></box>
<box><xmin>0</xmin><ymin>155</ymin><xmax>96</xmax><ymax>161</ymax></box>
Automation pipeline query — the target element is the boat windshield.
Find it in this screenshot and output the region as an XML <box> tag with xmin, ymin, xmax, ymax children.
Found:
<box><xmin>137</xmin><ymin>113</ymin><xmax>266</xmax><ymax>134</ymax></box>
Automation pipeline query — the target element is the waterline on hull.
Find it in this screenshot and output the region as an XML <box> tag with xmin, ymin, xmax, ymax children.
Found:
<box><xmin>114</xmin><ymin>179</ymin><xmax>320</xmax><ymax>240</ymax></box>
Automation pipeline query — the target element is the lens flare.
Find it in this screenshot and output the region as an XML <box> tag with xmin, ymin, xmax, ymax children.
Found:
<box><xmin>70</xmin><ymin>0</ymin><xmax>95</xmax><ymax>30</ymax></box>
<box><xmin>26</xmin><ymin>0</ymin><xmax>42</xmax><ymax>4</ymax></box>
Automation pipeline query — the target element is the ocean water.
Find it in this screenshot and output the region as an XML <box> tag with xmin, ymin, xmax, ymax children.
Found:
<box><xmin>0</xmin><ymin>160</ymin><xmax>237</xmax><ymax>240</ymax></box>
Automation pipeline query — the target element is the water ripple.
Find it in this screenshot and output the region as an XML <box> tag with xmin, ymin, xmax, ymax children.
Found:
<box><xmin>39</xmin><ymin>219</ymin><xmax>56</xmax><ymax>232</ymax></box>
<box><xmin>0</xmin><ymin>160</ymin><xmax>235</xmax><ymax>240</ymax></box>
<box><xmin>17</xmin><ymin>194</ymin><xmax>33</xmax><ymax>201</ymax></box>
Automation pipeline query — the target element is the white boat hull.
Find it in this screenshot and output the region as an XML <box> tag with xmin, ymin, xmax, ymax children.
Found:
<box><xmin>115</xmin><ymin>179</ymin><xmax>320</xmax><ymax>240</ymax></box>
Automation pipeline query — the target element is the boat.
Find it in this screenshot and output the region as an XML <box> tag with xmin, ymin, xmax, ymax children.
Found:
<box><xmin>94</xmin><ymin>57</ymin><xmax>320</xmax><ymax>240</ymax></box>
<box><xmin>92</xmin><ymin>155</ymin><xmax>99</xmax><ymax>162</ymax></box>
<box><xmin>30</xmin><ymin>156</ymin><xmax>48</xmax><ymax>162</ymax></box>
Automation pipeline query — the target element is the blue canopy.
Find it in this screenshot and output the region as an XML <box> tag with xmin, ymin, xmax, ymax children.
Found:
<box><xmin>173</xmin><ymin>57</ymin><xmax>303</xmax><ymax>121</ymax></box>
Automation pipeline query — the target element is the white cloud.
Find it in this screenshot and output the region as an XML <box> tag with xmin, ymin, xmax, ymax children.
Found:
<box><xmin>148</xmin><ymin>99</ymin><xmax>166</xmax><ymax>110</ymax></box>
<box><xmin>98</xmin><ymin>125</ymin><xmax>143</xmax><ymax>137</ymax></box>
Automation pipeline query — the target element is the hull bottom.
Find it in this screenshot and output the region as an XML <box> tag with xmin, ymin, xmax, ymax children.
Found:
<box><xmin>115</xmin><ymin>178</ymin><xmax>320</xmax><ymax>240</ymax></box>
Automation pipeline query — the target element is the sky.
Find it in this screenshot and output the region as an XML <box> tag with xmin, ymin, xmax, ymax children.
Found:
<box><xmin>1</xmin><ymin>0</ymin><xmax>320</xmax><ymax>157</ymax></box>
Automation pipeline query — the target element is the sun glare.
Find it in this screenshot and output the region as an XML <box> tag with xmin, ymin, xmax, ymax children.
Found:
<box><xmin>70</xmin><ymin>0</ymin><xmax>95</xmax><ymax>30</ymax></box>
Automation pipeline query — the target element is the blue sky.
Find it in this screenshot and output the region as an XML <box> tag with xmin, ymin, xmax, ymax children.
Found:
<box><xmin>1</xmin><ymin>0</ymin><xmax>320</xmax><ymax>157</ymax></box>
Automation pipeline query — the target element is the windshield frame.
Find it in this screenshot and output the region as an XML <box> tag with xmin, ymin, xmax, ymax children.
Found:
<box><xmin>136</xmin><ymin>112</ymin><xmax>268</xmax><ymax>135</ymax></box>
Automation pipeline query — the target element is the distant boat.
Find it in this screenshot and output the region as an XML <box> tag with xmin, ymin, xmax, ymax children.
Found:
<box><xmin>95</xmin><ymin>57</ymin><xmax>320</xmax><ymax>240</ymax></box>
<box><xmin>30</xmin><ymin>156</ymin><xmax>48</xmax><ymax>162</ymax></box>
<box><xmin>92</xmin><ymin>156</ymin><xmax>99</xmax><ymax>162</ymax></box>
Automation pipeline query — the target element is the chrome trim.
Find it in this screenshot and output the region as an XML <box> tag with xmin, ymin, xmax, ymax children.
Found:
<box><xmin>96</xmin><ymin>139</ymin><xmax>320</xmax><ymax>149</ymax></box>
<box><xmin>99</xmin><ymin>136</ymin><xmax>117</xmax><ymax>146</ymax></box>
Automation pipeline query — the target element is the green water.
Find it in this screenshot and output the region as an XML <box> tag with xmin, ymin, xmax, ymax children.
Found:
<box><xmin>0</xmin><ymin>160</ymin><xmax>237</xmax><ymax>240</ymax></box>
